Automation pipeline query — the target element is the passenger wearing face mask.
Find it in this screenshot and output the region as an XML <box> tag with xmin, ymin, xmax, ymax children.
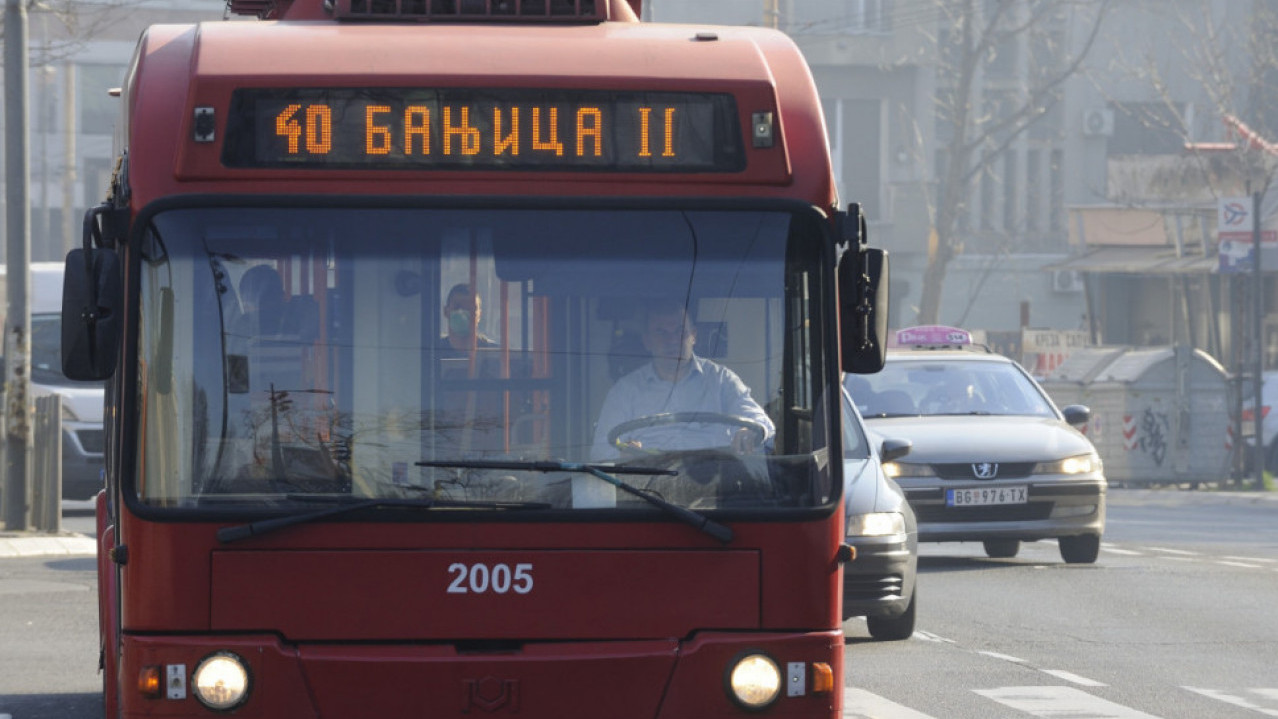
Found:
<box><xmin>439</xmin><ymin>283</ymin><xmax>498</xmax><ymax>358</ymax></box>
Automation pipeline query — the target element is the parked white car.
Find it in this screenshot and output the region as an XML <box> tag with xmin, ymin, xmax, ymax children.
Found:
<box><xmin>1</xmin><ymin>262</ymin><xmax>107</xmax><ymax>500</ymax></box>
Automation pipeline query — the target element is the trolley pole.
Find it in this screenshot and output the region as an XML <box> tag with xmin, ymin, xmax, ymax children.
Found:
<box><xmin>3</xmin><ymin>0</ymin><xmax>34</xmax><ymax>531</ymax></box>
<box><xmin>1253</xmin><ymin>189</ymin><xmax>1265</xmax><ymax>491</ymax></box>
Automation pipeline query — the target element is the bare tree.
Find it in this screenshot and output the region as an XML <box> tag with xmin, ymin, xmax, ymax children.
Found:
<box><xmin>1</xmin><ymin>0</ymin><xmax>133</xmax><ymax>66</ymax></box>
<box><xmin>918</xmin><ymin>0</ymin><xmax>1111</xmax><ymax>325</ymax></box>
<box><xmin>1094</xmin><ymin>1</ymin><xmax>1278</xmax><ymax>196</ymax></box>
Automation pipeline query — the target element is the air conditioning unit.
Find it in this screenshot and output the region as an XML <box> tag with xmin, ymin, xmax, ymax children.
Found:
<box><xmin>1052</xmin><ymin>269</ymin><xmax>1084</xmax><ymax>293</ymax></box>
<box><xmin>1083</xmin><ymin>108</ymin><xmax>1114</xmax><ymax>137</ymax></box>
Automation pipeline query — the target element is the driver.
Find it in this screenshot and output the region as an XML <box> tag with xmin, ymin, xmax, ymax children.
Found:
<box><xmin>591</xmin><ymin>299</ymin><xmax>774</xmax><ymax>460</ymax></box>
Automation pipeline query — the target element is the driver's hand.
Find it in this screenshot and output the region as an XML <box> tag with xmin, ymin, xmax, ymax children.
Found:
<box><xmin>731</xmin><ymin>428</ymin><xmax>758</xmax><ymax>454</ymax></box>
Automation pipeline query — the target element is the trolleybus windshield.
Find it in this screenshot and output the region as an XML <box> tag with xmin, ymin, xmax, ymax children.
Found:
<box><xmin>133</xmin><ymin>205</ymin><xmax>837</xmax><ymax>516</ymax></box>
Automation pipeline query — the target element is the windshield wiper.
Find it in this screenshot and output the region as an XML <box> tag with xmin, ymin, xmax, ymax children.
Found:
<box><xmin>217</xmin><ymin>496</ymin><xmax>549</xmax><ymax>544</ymax></box>
<box><xmin>416</xmin><ymin>459</ymin><xmax>733</xmax><ymax>544</ymax></box>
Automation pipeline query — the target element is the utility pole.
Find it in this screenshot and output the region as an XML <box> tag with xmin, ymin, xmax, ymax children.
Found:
<box><xmin>1253</xmin><ymin>188</ymin><xmax>1266</xmax><ymax>491</ymax></box>
<box><xmin>4</xmin><ymin>0</ymin><xmax>34</xmax><ymax>531</ymax></box>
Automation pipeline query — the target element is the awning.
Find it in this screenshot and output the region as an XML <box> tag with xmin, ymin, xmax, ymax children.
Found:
<box><xmin>1043</xmin><ymin>246</ymin><xmax>1218</xmax><ymax>275</ymax></box>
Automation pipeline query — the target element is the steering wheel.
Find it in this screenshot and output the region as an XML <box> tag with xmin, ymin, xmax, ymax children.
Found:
<box><xmin>606</xmin><ymin>411</ymin><xmax>768</xmax><ymax>455</ymax></box>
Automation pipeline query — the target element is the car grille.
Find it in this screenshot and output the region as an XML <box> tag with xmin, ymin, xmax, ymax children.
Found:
<box><xmin>844</xmin><ymin>574</ymin><xmax>905</xmax><ymax>601</ymax></box>
<box><xmin>913</xmin><ymin>503</ymin><xmax>1054</xmax><ymax>523</ymax></box>
<box><xmin>932</xmin><ymin>462</ymin><xmax>1036</xmax><ymax>480</ymax></box>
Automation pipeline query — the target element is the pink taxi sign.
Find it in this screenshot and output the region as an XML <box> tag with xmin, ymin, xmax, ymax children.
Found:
<box><xmin>893</xmin><ymin>325</ymin><xmax>971</xmax><ymax>346</ymax></box>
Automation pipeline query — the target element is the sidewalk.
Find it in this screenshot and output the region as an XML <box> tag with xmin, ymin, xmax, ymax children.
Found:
<box><xmin>1108</xmin><ymin>485</ymin><xmax>1278</xmax><ymax>507</ymax></box>
<box><xmin>0</xmin><ymin>532</ymin><xmax>95</xmax><ymax>558</ymax></box>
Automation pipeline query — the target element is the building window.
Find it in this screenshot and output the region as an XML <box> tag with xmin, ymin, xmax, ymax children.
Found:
<box><xmin>1110</xmin><ymin>101</ymin><xmax>1189</xmax><ymax>155</ymax></box>
<box><xmin>839</xmin><ymin>99</ymin><xmax>882</xmax><ymax>220</ymax></box>
<box><xmin>789</xmin><ymin>0</ymin><xmax>892</xmax><ymax>34</ymax></box>
<box><xmin>980</xmin><ymin>153</ymin><xmax>995</xmax><ymax>231</ymax></box>
<box><xmin>1049</xmin><ymin>149</ymin><xmax>1064</xmax><ymax>233</ymax></box>
<box><xmin>1003</xmin><ymin>150</ymin><xmax>1017</xmax><ymax>231</ymax></box>
<box><xmin>1026</xmin><ymin>149</ymin><xmax>1041</xmax><ymax>232</ymax></box>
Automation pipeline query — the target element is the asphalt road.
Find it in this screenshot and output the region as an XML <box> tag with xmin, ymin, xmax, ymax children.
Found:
<box><xmin>2</xmin><ymin>488</ymin><xmax>1276</xmax><ymax>719</ymax></box>
<box><xmin>842</xmin><ymin>488</ymin><xmax>1278</xmax><ymax>718</ymax></box>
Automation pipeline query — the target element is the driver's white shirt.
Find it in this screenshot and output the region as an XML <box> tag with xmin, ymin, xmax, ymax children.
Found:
<box><xmin>591</xmin><ymin>355</ymin><xmax>775</xmax><ymax>460</ymax></box>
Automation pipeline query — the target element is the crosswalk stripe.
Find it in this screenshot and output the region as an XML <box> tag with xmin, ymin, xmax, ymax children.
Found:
<box><xmin>843</xmin><ymin>687</ymin><xmax>938</xmax><ymax>719</ymax></box>
<box><xmin>1040</xmin><ymin>669</ymin><xmax>1107</xmax><ymax>687</ymax></box>
<box><xmin>840</xmin><ymin>685</ymin><xmax>1278</xmax><ymax>718</ymax></box>
<box><xmin>1182</xmin><ymin>687</ymin><xmax>1278</xmax><ymax>717</ymax></box>
<box><xmin>976</xmin><ymin>685</ymin><xmax>1164</xmax><ymax>718</ymax></box>
<box><xmin>1101</xmin><ymin>546</ymin><xmax>1143</xmax><ymax>556</ymax></box>
<box><xmin>978</xmin><ymin>651</ymin><xmax>1026</xmax><ymax>664</ymax></box>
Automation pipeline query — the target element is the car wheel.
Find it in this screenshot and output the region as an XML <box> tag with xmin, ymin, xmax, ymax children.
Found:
<box><xmin>866</xmin><ymin>588</ymin><xmax>916</xmax><ymax>641</ymax></box>
<box><xmin>1059</xmin><ymin>534</ymin><xmax>1100</xmax><ymax>564</ymax></box>
<box><xmin>983</xmin><ymin>539</ymin><xmax>1020</xmax><ymax>558</ymax></box>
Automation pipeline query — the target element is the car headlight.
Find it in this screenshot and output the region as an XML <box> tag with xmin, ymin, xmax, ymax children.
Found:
<box><xmin>882</xmin><ymin>461</ymin><xmax>934</xmax><ymax>479</ymax></box>
<box><xmin>847</xmin><ymin>511</ymin><xmax>905</xmax><ymax>537</ymax></box>
<box><xmin>727</xmin><ymin>653</ymin><xmax>781</xmax><ymax>710</ymax></box>
<box><xmin>1036</xmin><ymin>453</ymin><xmax>1102</xmax><ymax>475</ymax></box>
<box><xmin>192</xmin><ymin>652</ymin><xmax>251</xmax><ymax>711</ymax></box>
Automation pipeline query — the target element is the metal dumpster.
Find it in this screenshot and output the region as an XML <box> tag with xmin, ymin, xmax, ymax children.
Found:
<box><xmin>1041</xmin><ymin>345</ymin><xmax>1231</xmax><ymax>486</ymax></box>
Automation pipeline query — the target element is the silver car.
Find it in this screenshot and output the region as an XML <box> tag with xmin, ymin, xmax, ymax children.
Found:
<box><xmin>844</xmin><ymin>332</ymin><xmax>1106</xmax><ymax>564</ymax></box>
<box><xmin>840</xmin><ymin>385</ymin><xmax>919</xmax><ymax>640</ymax></box>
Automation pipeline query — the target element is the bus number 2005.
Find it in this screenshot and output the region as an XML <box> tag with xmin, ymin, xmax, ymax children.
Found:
<box><xmin>447</xmin><ymin>563</ymin><xmax>534</xmax><ymax>595</ymax></box>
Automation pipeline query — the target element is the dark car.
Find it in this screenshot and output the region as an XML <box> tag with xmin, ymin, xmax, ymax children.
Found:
<box><xmin>840</xmin><ymin>383</ymin><xmax>919</xmax><ymax>641</ymax></box>
<box><xmin>844</xmin><ymin>326</ymin><xmax>1106</xmax><ymax>564</ymax></box>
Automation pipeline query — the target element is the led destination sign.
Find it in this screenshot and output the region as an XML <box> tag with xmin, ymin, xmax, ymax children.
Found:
<box><xmin>222</xmin><ymin>88</ymin><xmax>746</xmax><ymax>172</ymax></box>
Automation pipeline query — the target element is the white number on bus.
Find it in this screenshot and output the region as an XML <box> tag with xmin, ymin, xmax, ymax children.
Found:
<box><xmin>446</xmin><ymin>562</ymin><xmax>533</xmax><ymax>595</ymax></box>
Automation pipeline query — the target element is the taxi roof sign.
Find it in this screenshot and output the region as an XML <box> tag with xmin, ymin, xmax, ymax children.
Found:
<box><xmin>892</xmin><ymin>325</ymin><xmax>972</xmax><ymax>347</ymax></box>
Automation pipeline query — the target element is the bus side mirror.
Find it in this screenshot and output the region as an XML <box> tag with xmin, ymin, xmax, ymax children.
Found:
<box><xmin>62</xmin><ymin>247</ymin><xmax>122</xmax><ymax>381</ymax></box>
<box><xmin>838</xmin><ymin>245</ymin><xmax>888</xmax><ymax>374</ymax></box>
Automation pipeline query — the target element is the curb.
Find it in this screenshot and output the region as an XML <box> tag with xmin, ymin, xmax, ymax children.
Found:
<box><xmin>0</xmin><ymin>534</ymin><xmax>96</xmax><ymax>558</ymax></box>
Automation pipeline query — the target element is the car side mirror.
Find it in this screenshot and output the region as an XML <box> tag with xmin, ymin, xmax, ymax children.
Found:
<box><xmin>879</xmin><ymin>437</ymin><xmax>912</xmax><ymax>464</ymax></box>
<box><xmin>62</xmin><ymin>247</ymin><xmax>122</xmax><ymax>381</ymax></box>
<box><xmin>1061</xmin><ymin>405</ymin><xmax>1091</xmax><ymax>427</ymax></box>
<box><xmin>838</xmin><ymin>245</ymin><xmax>889</xmax><ymax>374</ymax></box>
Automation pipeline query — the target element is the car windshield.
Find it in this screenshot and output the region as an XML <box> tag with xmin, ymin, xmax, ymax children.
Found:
<box><xmin>133</xmin><ymin>205</ymin><xmax>839</xmax><ymax>515</ymax></box>
<box><xmin>31</xmin><ymin>313</ymin><xmax>107</xmax><ymax>390</ymax></box>
<box><xmin>839</xmin><ymin>384</ymin><xmax>871</xmax><ymax>460</ymax></box>
<box><xmin>847</xmin><ymin>357</ymin><xmax>1057</xmax><ymax>418</ymax></box>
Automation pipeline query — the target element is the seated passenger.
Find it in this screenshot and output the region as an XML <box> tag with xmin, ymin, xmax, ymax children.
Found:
<box><xmin>591</xmin><ymin>300</ymin><xmax>774</xmax><ymax>460</ymax></box>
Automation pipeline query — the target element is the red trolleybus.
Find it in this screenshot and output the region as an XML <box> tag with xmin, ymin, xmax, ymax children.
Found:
<box><xmin>63</xmin><ymin>1</ymin><xmax>888</xmax><ymax>716</ymax></box>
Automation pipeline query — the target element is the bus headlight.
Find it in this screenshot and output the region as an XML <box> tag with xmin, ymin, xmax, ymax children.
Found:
<box><xmin>192</xmin><ymin>652</ymin><xmax>250</xmax><ymax>711</ymax></box>
<box><xmin>727</xmin><ymin>653</ymin><xmax>781</xmax><ymax>710</ymax></box>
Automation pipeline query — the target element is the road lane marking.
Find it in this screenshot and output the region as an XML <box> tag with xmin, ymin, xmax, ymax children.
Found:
<box><xmin>1040</xmin><ymin>669</ymin><xmax>1108</xmax><ymax>687</ymax></box>
<box><xmin>976</xmin><ymin>686</ymin><xmax>1164</xmax><ymax>718</ymax></box>
<box><xmin>1182</xmin><ymin>687</ymin><xmax>1278</xmax><ymax>717</ymax></box>
<box><xmin>1222</xmin><ymin>556</ymin><xmax>1276</xmax><ymax>563</ymax></box>
<box><xmin>1141</xmin><ymin>547</ymin><xmax>1199</xmax><ymax>555</ymax></box>
<box><xmin>978</xmin><ymin>651</ymin><xmax>1026</xmax><ymax>664</ymax></box>
<box><xmin>913</xmin><ymin>631</ymin><xmax>955</xmax><ymax>644</ymax></box>
<box><xmin>844</xmin><ymin>687</ymin><xmax>939</xmax><ymax>718</ymax></box>
<box><xmin>1101</xmin><ymin>546</ymin><xmax>1143</xmax><ymax>556</ymax></box>
<box><xmin>1216</xmin><ymin>560</ymin><xmax>1264</xmax><ymax>568</ymax></box>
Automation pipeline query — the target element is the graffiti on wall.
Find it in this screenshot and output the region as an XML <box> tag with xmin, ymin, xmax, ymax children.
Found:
<box><xmin>1123</xmin><ymin>409</ymin><xmax>1169</xmax><ymax>466</ymax></box>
